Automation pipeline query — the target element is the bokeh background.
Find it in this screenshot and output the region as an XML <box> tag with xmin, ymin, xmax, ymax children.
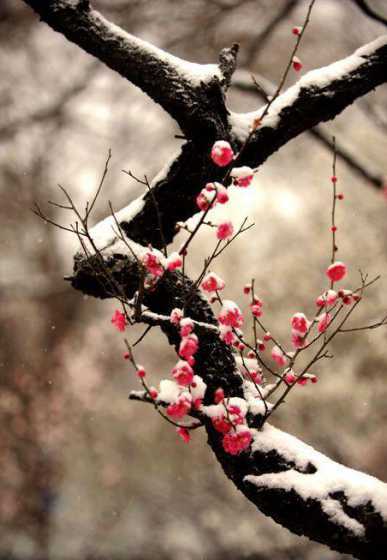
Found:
<box><xmin>1</xmin><ymin>0</ymin><xmax>387</xmax><ymax>558</ymax></box>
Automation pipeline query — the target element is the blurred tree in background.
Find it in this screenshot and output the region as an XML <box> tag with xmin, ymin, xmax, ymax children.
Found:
<box><xmin>1</xmin><ymin>1</ymin><xmax>387</xmax><ymax>559</ymax></box>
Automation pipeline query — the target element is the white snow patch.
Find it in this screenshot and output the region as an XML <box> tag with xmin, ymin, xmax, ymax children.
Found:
<box><xmin>245</xmin><ymin>424</ymin><xmax>387</xmax><ymax>535</ymax></box>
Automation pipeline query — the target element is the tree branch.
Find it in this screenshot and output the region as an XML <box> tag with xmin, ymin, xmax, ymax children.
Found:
<box><xmin>22</xmin><ymin>0</ymin><xmax>238</xmax><ymax>140</ymax></box>
<box><xmin>70</xmin><ymin>248</ymin><xmax>387</xmax><ymax>560</ymax></box>
<box><xmin>352</xmin><ymin>0</ymin><xmax>387</xmax><ymax>27</ymax></box>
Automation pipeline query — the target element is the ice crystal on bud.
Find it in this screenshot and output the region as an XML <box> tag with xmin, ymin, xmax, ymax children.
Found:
<box><xmin>217</xmin><ymin>220</ymin><xmax>234</xmax><ymax>240</ymax></box>
<box><xmin>210</xmin><ymin>140</ymin><xmax>234</xmax><ymax>167</ymax></box>
<box><xmin>111</xmin><ymin>310</ymin><xmax>126</xmax><ymax>332</ymax></box>
<box><xmin>326</xmin><ymin>261</ymin><xmax>347</xmax><ymax>282</ymax></box>
<box><xmin>218</xmin><ymin>300</ymin><xmax>243</xmax><ymax>328</ymax></box>
<box><xmin>231</xmin><ymin>166</ymin><xmax>254</xmax><ymax>188</ymax></box>
<box><xmin>201</xmin><ymin>272</ymin><xmax>225</xmax><ymax>293</ymax></box>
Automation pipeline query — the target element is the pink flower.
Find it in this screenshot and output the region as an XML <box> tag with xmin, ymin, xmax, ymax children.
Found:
<box><xmin>291</xmin><ymin>332</ymin><xmax>306</xmax><ymax>349</ymax></box>
<box><xmin>292</xmin><ymin>26</ymin><xmax>302</xmax><ymax>35</ymax></box>
<box><xmin>214</xmin><ymin>387</ymin><xmax>225</xmax><ymax>403</ymax></box>
<box><xmin>216</xmin><ymin>184</ymin><xmax>229</xmax><ymax>204</ymax></box>
<box><xmin>326</xmin><ymin>261</ymin><xmax>347</xmax><ymax>283</ymax></box>
<box><xmin>172</xmin><ymin>360</ymin><xmax>194</xmax><ymax>386</ymax></box>
<box><xmin>243</xmin><ymin>284</ymin><xmax>251</xmax><ymax>295</ymax></box>
<box><xmin>212</xmin><ymin>416</ymin><xmax>232</xmax><ymax>434</ymax></box>
<box><xmin>179</xmin><ymin>334</ymin><xmax>199</xmax><ymax>360</ymax></box>
<box><xmin>263</xmin><ymin>332</ymin><xmax>272</xmax><ymax>342</ymax></box>
<box><xmin>291</xmin><ymin>312</ymin><xmax>309</xmax><ymax>335</ymax></box>
<box><xmin>142</xmin><ymin>250</ymin><xmax>164</xmax><ymax>277</ymax></box>
<box><xmin>149</xmin><ymin>387</ymin><xmax>158</xmax><ymax>400</ymax></box>
<box><xmin>166</xmin><ymin>252</ymin><xmax>182</xmax><ymax>271</ymax></box>
<box><xmin>271</xmin><ymin>345</ymin><xmax>287</xmax><ymax>367</ymax></box>
<box><xmin>218</xmin><ymin>300</ymin><xmax>243</xmax><ymax>328</ymax></box>
<box><xmin>231</xmin><ymin>166</ymin><xmax>254</xmax><ymax>188</ymax></box>
<box><xmin>292</xmin><ymin>56</ymin><xmax>303</xmax><ymax>71</ymax></box>
<box><xmin>170</xmin><ymin>308</ymin><xmax>183</xmax><ymax>325</ymax></box>
<box><xmin>111</xmin><ymin>310</ymin><xmax>126</xmax><ymax>332</ymax></box>
<box><xmin>210</xmin><ymin>140</ymin><xmax>234</xmax><ymax>167</ymax></box>
<box><xmin>216</xmin><ymin>220</ymin><xmax>234</xmax><ymax>240</ymax></box>
<box><xmin>338</xmin><ymin>289</ymin><xmax>354</xmax><ymax>305</ymax></box>
<box><xmin>136</xmin><ymin>366</ymin><xmax>146</xmax><ymax>379</ymax></box>
<box><xmin>222</xmin><ymin>429</ymin><xmax>252</xmax><ymax>455</ymax></box>
<box><xmin>180</xmin><ymin>317</ymin><xmax>194</xmax><ymax>337</ymax></box>
<box><xmin>196</xmin><ymin>189</ymin><xmax>216</xmax><ymax>211</ymax></box>
<box><xmin>251</xmin><ymin>304</ymin><xmax>262</xmax><ymax>318</ymax></box>
<box><xmin>316</xmin><ymin>289</ymin><xmax>338</xmax><ymax>307</ymax></box>
<box><xmin>167</xmin><ymin>395</ymin><xmax>192</xmax><ymax>419</ymax></box>
<box><xmin>176</xmin><ymin>427</ymin><xmax>190</xmax><ymax>443</ymax></box>
<box><xmin>317</xmin><ymin>312</ymin><xmax>331</xmax><ymax>333</ymax></box>
<box><xmin>201</xmin><ymin>272</ymin><xmax>225</xmax><ymax>293</ymax></box>
<box><xmin>284</xmin><ymin>371</ymin><xmax>297</xmax><ymax>384</ymax></box>
<box><xmin>219</xmin><ymin>325</ymin><xmax>236</xmax><ymax>345</ymax></box>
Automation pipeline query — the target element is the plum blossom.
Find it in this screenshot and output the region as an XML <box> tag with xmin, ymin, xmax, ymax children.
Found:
<box><xmin>170</xmin><ymin>308</ymin><xmax>183</xmax><ymax>325</ymax></box>
<box><xmin>201</xmin><ymin>272</ymin><xmax>225</xmax><ymax>293</ymax></box>
<box><xmin>318</xmin><ymin>312</ymin><xmax>331</xmax><ymax>333</ymax></box>
<box><xmin>271</xmin><ymin>345</ymin><xmax>288</xmax><ymax>367</ymax></box>
<box><xmin>167</xmin><ymin>394</ymin><xmax>192</xmax><ymax>419</ymax></box>
<box><xmin>316</xmin><ymin>289</ymin><xmax>338</xmax><ymax>307</ymax></box>
<box><xmin>136</xmin><ymin>366</ymin><xmax>146</xmax><ymax>378</ymax></box>
<box><xmin>196</xmin><ymin>188</ymin><xmax>216</xmax><ymax>211</ymax></box>
<box><xmin>172</xmin><ymin>360</ymin><xmax>194</xmax><ymax>386</ymax></box>
<box><xmin>210</xmin><ymin>140</ymin><xmax>234</xmax><ymax>167</ymax></box>
<box><xmin>180</xmin><ymin>317</ymin><xmax>194</xmax><ymax>337</ymax></box>
<box><xmin>291</xmin><ymin>312</ymin><xmax>310</xmax><ymax>336</ymax></box>
<box><xmin>205</xmin><ymin>182</ymin><xmax>229</xmax><ymax>204</ymax></box>
<box><xmin>292</xmin><ymin>26</ymin><xmax>302</xmax><ymax>35</ymax></box>
<box><xmin>218</xmin><ymin>300</ymin><xmax>243</xmax><ymax>328</ymax></box>
<box><xmin>284</xmin><ymin>370</ymin><xmax>297</xmax><ymax>384</ymax></box>
<box><xmin>222</xmin><ymin>428</ymin><xmax>252</xmax><ymax>455</ymax></box>
<box><xmin>326</xmin><ymin>261</ymin><xmax>347</xmax><ymax>283</ymax></box>
<box><xmin>176</xmin><ymin>427</ymin><xmax>190</xmax><ymax>443</ymax></box>
<box><xmin>212</xmin><ymin>416</ymin><xmax>232</xmax><ymax>434</ymax></box>
<box><xmin>166</xmin><ymin>252</ymin><xmax>182</xmax><ymax>271</ymax></box>
<box><xmin>216</xmin><ymin>221</ymin><xmax>234</xmax><ymax>240</ymax></box>
<box><xmin>231</xmin><ymin>166</ymin><xmax>254</xmax><ymax>188</ymax></box>
<box><xmin>219</xmin><ymin>324</ymin><xmax>236</xmax><ymax>345</ymax></box>
<box><xmin>292</xmin><ymin>56</ymin><xmax>303</xmax><ymax>71</ymax></box>
<box><xmin>142</xmin><ymin>250</ymin><xmax>164</xmax><ymax>277</ymax></box>
<box><xmin>179</xmin><ymin>333</ymin><xmax>199</xmax><ymax>360</ymax></box>
<box><xmin>111</xmin><ymin>310</ymin><xmax>126</xmax><ymax>332</ymax></box>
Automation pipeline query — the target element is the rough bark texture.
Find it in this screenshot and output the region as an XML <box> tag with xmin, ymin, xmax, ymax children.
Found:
<box><xmin>24</xmin><ymin>1</ymin><xmax>387</xmax><ymax>558</ymax></box>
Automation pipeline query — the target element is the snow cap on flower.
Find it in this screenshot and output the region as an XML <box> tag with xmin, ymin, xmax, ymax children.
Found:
<box><xmin>292</xmin><ymin>56</ymin><xmax>303</xmax><ymax>71</ymax></box>
<box><xmin>217</xmin><ymin>220</ymin><xmax>234</xmax><ymax>240</ymax></box>
<box><xmin>180</xmin><ymin>317</ymin><xmax>194</xmax><ymax>338</ymax></box>
<box><xmin>291</xmin><ymin>312</ymin><xmax>310</xmax><ymax>336</ymax></box>
<box><xmin>211</xmin><ymin>140</ymin><xmax>234</xmax><ymax>167</ymax></box>
<box><xmin>326</xmin><ymin>261</ymin><xmax>347</xmax><ymax>283</ymax></box>
<box><xmin>172</xmin><ymin>360</ymin><xmax>194</xmax><ymax>386</ymax></box>
<box><xmin>201</xmin><ymin>272</ymin><xmax>225</xmax><ymax>293</ymax></box>
<box><xmin>179</xmin><ymin>333</ymin><xmax>199</xmax><ymax>360</ymax></box>
<box><xmin>218</xmin><ymin>300</ymin><xmax>243</xmax><ymax>328</ymax></box>
<box><xmin>231</xmin><ymin>166</ymin><xmax>254</xmax><ymax>188</ymax></box>
<box><xmin>196</xmin><ymin>188</ymin><xmax>216</xmax><ymax>211</ymax></box>
<box><xmin>292</xmin><ymin>25</ymin><xmax>302</xmax><ymax>35</ymax></box>
<box><xmin>167</xmin><ymin>394</ymin><xmax>192</xmax><ymax>419</ymax></box>
<box><xmin>190</xmin><ymin>375</ymin><xmax>207</xmax><ymax>401</ymax></box>
<box><xmin>111</xmin><ymin>309</ymin><xmax>126</xmax><ymax>332</ymax></box>
<box><xmin>219</xmin><ymin>324</ymin><xmax>236</xmax><ymax>345</ymax></box>
<box><xmin>170</xmin><ymin>308</ymin><xmax>183</xmax><ymax>325</ymax></box>
<box><xmin>205</xmin><ymin>182</ymin><xmax>229</xmax><ymax>204</ymax></box>
<box><xmin>166</xmin><ymin>252</ymin><xmax>182</xmax><ymax>271</ymax></box>
<box><xmin>222</xmin><ymin>428</ymin><xmax>252</xmax><ymax>455</ymax></box>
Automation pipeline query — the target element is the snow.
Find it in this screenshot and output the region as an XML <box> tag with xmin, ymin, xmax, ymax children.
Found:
<box><xmin>245</xmin><ymin>423</ymin><xmax>387</xmax><ymax>535</ymax></box>
<box><xmin>157</xmin><ymin>379</ymin><xmax>180</xmax><ymax>403</ymax></box>
<box><xmin>92</xmin><ymin>9</ymin><xmax>222</xmax><ymax>87</ymax></box>
<box><xmin>230</xmin><ymin>35</ymin><xmax>387</xmax><ymax>141</ymax></box>
<box><xmin>242</xmin><ymin>380</ymin><xmax>269</xmax><ymax>416</ymax></box>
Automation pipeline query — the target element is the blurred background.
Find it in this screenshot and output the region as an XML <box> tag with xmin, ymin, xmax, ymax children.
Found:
<box><xmin>1</xmin><ymin>0</ymin><xmax>387</xmax><ymax>558</ymax></box>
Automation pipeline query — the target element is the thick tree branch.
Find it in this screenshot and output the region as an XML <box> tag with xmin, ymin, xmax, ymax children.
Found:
<box><xmin>352</xmin><ymin>0</ymin><xmax>387</xmax><ymax>27</ymax></box>
<box><xmin>22</xmin><ymin>0</ymin><xmax>238</xmax><ymax>140</ymax></box>
<box><xmin>232</xmin><ymin>70</ymin><xmax>386</xmax><ymax>189</ymax></box>
<box><xmin>70</xmin><ymin>249</ymin><xmax>387</xmax><ymax>560</ymax></box>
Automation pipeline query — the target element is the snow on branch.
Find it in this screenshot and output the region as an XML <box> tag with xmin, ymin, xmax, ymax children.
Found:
<box><xmin>230</xmin><ymin>36</ymin><xmax>387</xmax><ymax>165</ymax></box>
<box><xmin>23</xmin><ymin>0</ymin><xmax>238</xmax><ymax>139</ymax></box>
